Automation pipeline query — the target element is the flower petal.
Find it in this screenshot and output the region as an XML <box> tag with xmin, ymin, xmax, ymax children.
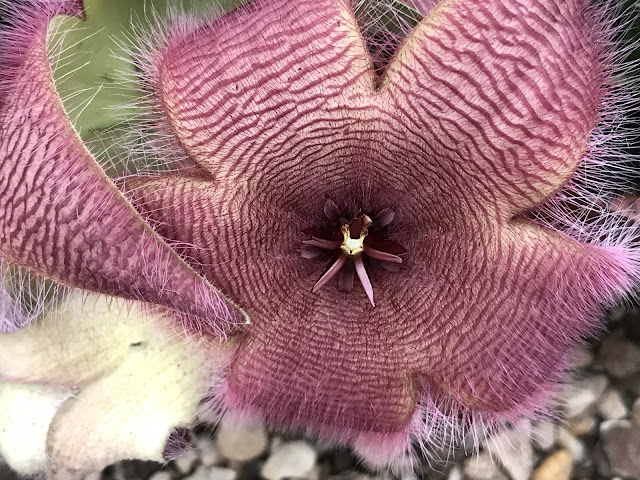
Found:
<box><xmin>124</xmin><ymin>171</ymin><xmax>639</xmax><ymax>463</ymax></box>
<box><xmin>122</xmin><ymin>175</ymin><xmax>308</xmax><ymax>322</ymax></box>
<box><xmin>363</xmin><ymin>244</ymin><xmax>403</xmax><ymax>263</ymax></box>
<box><xmin>353</xmin><ymin>255</ymin><xmax>375</xmax><ymax>306</ymax></box>
<box><xmin>151</xmin><ymin>0</ymin><xmax>374</xmax><ymax>206</ymax></box>
<box><xmin>0</xmin><ymin>383</ymin><xmax>72</xmax><ymax>476</ymax></box>
<box><xmin>124</xmin><ymin>177</ymin><xmax>422</xmax><ymax>445</ymax></box>
<box><xmin>401</xmin><ymin>221</ymin><xmax>637</xmax><ymax>418</ymax></box>
<box><xmin>382</xmin><ymin>0</ymin><xmax>605</xmax><ymax>216</ymax></box>
<box><xmin>0</xmin><ymin>0</ymin><xmax>241</xmax><ymax>328</ymax></box>
<box><xmin>225</xmin><ymin>320</ymin><xmax>417</xmax><ymax>445</ymax></box>
<box><xmin>313</xmin><ymin>254</ymin><xmax>348</xmax><ymax>292</ymax></box>
<box><xmin>1</xmin><ymin>291</ymin><xmax>228</xmax><ymax>478</ymax></box>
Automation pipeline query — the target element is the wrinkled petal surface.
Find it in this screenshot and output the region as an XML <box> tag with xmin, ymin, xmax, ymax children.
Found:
<box><xmin>382</xmin><ymin>0</ymin><xmax>606</xmax><ymax>217</ymax></box>
<box><xmin>133</xmin><ymin>0</ymin><xmax>639</xmax><ymax>456</ymax></box>
<box><xmin>155</xmin><ymin>0</ymin><xmax>374</xmax><ymax>207</ymax></box>
<box><xmin>125</xmin><ymin>181</ymin><xmax>635</xmax><ymax>450</ymax></box>
<box><xmin>2</xmin><ymin>0</ymin><xmax>635</xmax><ymax>469</ymax></box>
<box><xmin>0</xmin><ymin>0</ymin><xmax>242</xmax><ymax>329</ymax></box>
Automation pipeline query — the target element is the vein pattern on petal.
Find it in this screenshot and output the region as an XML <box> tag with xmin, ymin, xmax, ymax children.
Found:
<box><xmin>0</xmin><ymin>0</ymin><xmax>242</xmax><ymax>330</ymax></box>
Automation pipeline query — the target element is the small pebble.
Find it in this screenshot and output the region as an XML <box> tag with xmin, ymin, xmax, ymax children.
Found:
<box><xmin>597</xmin><ymin>389</ymin><xmax>628</xmax><ymax>420</ymax></box>
<box><xmin>270</xmin><ymin>436</ymin><xmax>284</xmax><ymax>455</ymax></box>
<box><xmin>216</xmin><ymin>416</ymin><xmax>268</xmax><ymax>462</ymax></box>
<box><xmin>598</xmin><ymin>419</ymin><xmax>640</xmax><ymax>478</ymax></box>
<box><xmin>597</xmin><ymin>333</ymin><xmax>640</xmax><ymax>378</ymax></box>
<box><xmin>561</xmin><ymin>374</ymin><xmax>608</xmax><ymax>418</ymax></box>
<box><xmin>484</xmin><ymin>422</ymin><xmax>533</xmax><ymax>480</ymax></box>
<box><xmin>556</xmin><ymin>427</ymin><xmax>585</xmax><ymax>462</ymax></box>
<box><xmin>261</xmin><ymin>441</ymin><xmax>317</xmax><ymax>480</ymax></box>
<box><xmin>174</xmin><ymin>448</ymin><xmax>199</xmax><ymax>474</ymax></box>
<box><xmin>531</xmin><ymin>449</ymin><xmax>572</xmax><ymax>480</ymax></box>
<box><xmin>463</xmin><ymin>451</ymin><xmax>508</xmax><ymax>480</ymax></box>
<box><xmin>568</xmin><ymin>413</ymin><xmax>596</xmax><ymax>437</ymax></box>
<box><xmin>208</xmin><ymin>467</ymin><xmax>238</xmax><ymax>480</ymax></box>
<box><xmin>531</xmin><ymin>420</ymin><xmax>555</xmax><ymax>451</ymax></box>
<box><xmin>149</xmin><ymin>472</ymin><xmax>173</xmax><ymax>480</ymax></box>
<box><xmin>632</xmin><ymin>397</ymin><xmax>640</xmax><ymax>426</ymax></box>
<box><xmin>197</xmin><ymin>437</ymin><xmax>222</xmax><ymax>467</ymax></box>
<box><xmin>447</xmin><ymin>466</ymin><xmax>463</xmax><ymax>480</ymax></box>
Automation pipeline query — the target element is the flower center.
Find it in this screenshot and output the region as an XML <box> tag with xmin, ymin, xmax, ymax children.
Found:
<box><xmin>340</xmin><ymin>215</ymin><xmax>371</xmax><ymax>256</ymax></box>
<box><xmin>300</xmin><ymin>200</ymin><xmax>406</xmax><ymax>307</ymax></box>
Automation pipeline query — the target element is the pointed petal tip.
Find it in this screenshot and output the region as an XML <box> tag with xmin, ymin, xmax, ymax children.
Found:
<box><xmin>313</xmin><ymin>255</ymin><xmax>347</xmax><ymax>293</ymax></box>
<box><xmin>354</xmin><ymin>256</ymin><xmax>375</xmax><ymax>307</ymax></box>
<box><xmin>363</xmin><ymin>245</ymin><xmax>403</xmax><ymax>263</ymax></box>
<box><xmin>324</xmin><ymin>199</ymin><xmax>341</xmax><ymax>222</ymax></box>
<box><xmin>372</xmin><ymin>208</ymin><xmax>395</xmax><ymax>228</ymax></box>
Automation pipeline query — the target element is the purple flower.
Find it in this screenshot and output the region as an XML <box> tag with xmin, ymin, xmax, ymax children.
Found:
<box><xmin>0</xmin><ymin>0</ymin><xmax>638</xmax><ymax>472</ymax></box>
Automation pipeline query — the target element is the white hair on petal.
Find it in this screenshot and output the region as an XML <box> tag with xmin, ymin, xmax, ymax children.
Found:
<box><xmin>530</xmin><ymin>1</ymin><xmax>640</xmax><ymax>253</ymax></box>
<box><xmin>84</xmin><ymin>3</ymin><xmax>230</xmax><ymax>178</ymax></box>
<box><xmin>0</xmin><ymin>263</ymin><xmax>69</xmax><ymax>332</ymax></box>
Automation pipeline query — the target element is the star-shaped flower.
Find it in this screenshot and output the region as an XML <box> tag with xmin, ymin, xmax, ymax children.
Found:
<box><xmin>0</xmin><ymin>0</ymin><xmax>638</xmax><ymax>473</ymax></box>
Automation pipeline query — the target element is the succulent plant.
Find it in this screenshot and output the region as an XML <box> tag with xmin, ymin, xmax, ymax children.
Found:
<box><xmin>0</xmin><ymin>0</ymin><xmax>638</xmax><ymax>477</ymax></box>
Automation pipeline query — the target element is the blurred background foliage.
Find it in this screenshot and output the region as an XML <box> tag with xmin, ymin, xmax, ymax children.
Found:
<box><xmin>48</xmin><ymin>0</ymin><xmax>247</xmax><ymax>139</ymax></box>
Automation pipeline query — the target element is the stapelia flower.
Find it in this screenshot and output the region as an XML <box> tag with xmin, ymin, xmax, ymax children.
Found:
<box><xmin>0</xmin><ymin>0</ymin><xmax>638</xmax><ymax>474</ymax></box>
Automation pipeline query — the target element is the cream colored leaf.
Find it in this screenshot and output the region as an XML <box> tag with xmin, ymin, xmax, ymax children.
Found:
<box><xmin>0</xmin><ymin>383</ymin><xmax>72</xmax><ymax>476</ymax></box>
<box><xmin>46</xmin><ymin>335</ymin><xmax>209</xmax><ymax>480</ymax></box>
<box><xmin>0</xmin><ymin>294</ymin><xmax>148</xmax><ymax>386</ymax></box>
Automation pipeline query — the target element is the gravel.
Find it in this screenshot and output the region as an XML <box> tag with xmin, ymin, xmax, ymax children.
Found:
<box><xmin>463</xmin><ymin>451</ymin><xmax>508</xmax><ymax>480</ymax></box>
<box><xmin>531</xmin><ymin>449</ymin><xmax>572</xmax><ymax>480</ymax></box>
<box><xmin>595</xmin><ymin>420</ymin><xmax>640</xmax><ymax>478</ymax></box>
<box><xmin>216</xmin><ymin>417</ymin><xmax>269</xmax><ymax>463</ymax></box>
<box><xmin>260</xmin><ymin>441</ymin><xmax>317</xmax><ymax>480</ymax></box>
<box><xmin>483</xmin><ymin>421</ymin><xmax>533</xmax><ymax>480</ymax></box>
<box><xmin>530</xmin><ymin>420</ymin><xmax>555</xmax><ymax>452</ymax></box>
